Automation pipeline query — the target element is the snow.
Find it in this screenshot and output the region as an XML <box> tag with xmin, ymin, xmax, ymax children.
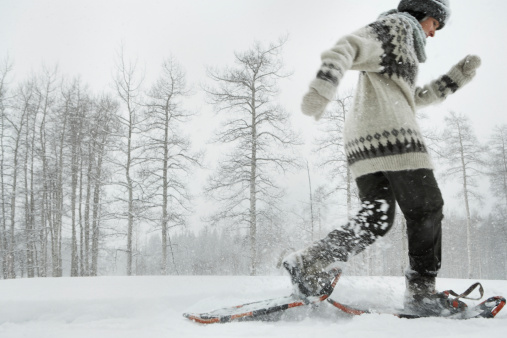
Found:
<box><xmin>0</xmin><ymin>275</ymin><xmax>505</xmax><ymax>338</ymax></box>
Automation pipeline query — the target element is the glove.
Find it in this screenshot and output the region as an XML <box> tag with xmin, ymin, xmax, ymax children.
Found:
<box><xmin>457</xmin><ymin>55</ymin><xmax>481</xmax><ymax>77</ymax></box>
<box><xmin>447</xmin><ymin>54</ymin><xmax>481</xmax><ymax>87</ymax></box>
<box><xmin>301</xmin><ymin>88</ymin><xmax>329</xmax><ymax>121</ymax></box>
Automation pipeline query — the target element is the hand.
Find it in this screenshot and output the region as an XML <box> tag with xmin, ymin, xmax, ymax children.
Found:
<box><xmin>458</xmin><ymin>55</ymin><xmax>481</xmax><ymax>77</ymax></box>
<box><xmin>301</xmin><ymin>88</ymin><xmax>329</xmax><ymax>121</ymax></box>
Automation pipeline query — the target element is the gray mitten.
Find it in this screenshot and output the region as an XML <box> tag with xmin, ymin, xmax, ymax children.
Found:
<box><xmin>447</xmin><ymin>54</ymin><xmax>482</xmax><ymax>87</ymax></box>
<box><xmin>301</xmin><ymin>88</ymin><xmax>329</xmax><ymax>121</ymax></box>
<box><xmin>458</xmin><ymin>55</ymin><xmax>481</xmax><ymax>76</ymax></box>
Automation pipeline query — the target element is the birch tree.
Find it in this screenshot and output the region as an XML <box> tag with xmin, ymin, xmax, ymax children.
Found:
<box><xmin>22</xmin><ymin>75</ymin><xmax>42</xmax><ymax>278</ymax></box>
<box><xmin>438</xmin><ymin>111</ymin><xmax>486</xmax><ymax>278</ymax></box>
<box><xmin>142</xmin><ymin>56</ymin><xmax>202</xmax><ymax>275</ymax></box>
<box><xmin>89</xmin><ymin>95</ymin><xmax>118</xmax><ymax>276</ymax></box>
<box><xmin>0</xmin><ymin>58</ymin><xmax>13</xmax><ymax>278</ymax></box>
<box><xmin>204</xmin><ymin>38</ymin><xmax>301</xmax><ymax>275</ymax></box>
<box><xmin>314</xmin><ymin>94</ymin><xmax>357</xmax><ymax>217</ymax></box>
<box><xmin>113</xmin><ymin>48</ymin><xmax>144</xmax><ymax>276</ymax></box>
<box><xmin>488</xmin><ymin>125</ymin><xmax>507</xmax><ymax>210</ymax></box>
<box><xmin>64</xmin><ymin>79</ymin><xmax>92</xmax><ymax>277</ymax></box>
<box><xmin>34</xmin><ymin>66</ymin><xmax>59</xmax><ymax>277</ymax></box>
<box><xmin>487</xmin><ymin>125</ymin><xmax>507</xmax><ymax>278</ymax></box>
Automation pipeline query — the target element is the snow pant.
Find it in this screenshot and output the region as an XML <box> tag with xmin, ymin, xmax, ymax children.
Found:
<box><xmin>314</xmin><ymin>169</ymin><xmax>443</xmax><ymax>282</ymax></box>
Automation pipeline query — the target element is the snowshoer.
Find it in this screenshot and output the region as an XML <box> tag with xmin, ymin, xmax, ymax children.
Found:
<box><xmin>284</xmin><ymin>0</ymin><xmax>481</xmax><ymax>316</ymax></box>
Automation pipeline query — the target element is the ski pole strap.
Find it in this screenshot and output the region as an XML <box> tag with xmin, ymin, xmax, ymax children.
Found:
<box><xmin>444</xmin><ymin>282</ymin><xmax>484</xmax><ymax>301</ymax></box>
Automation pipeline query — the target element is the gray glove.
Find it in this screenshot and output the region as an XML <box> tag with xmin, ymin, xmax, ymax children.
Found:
<box><xmin>458</xmin><ymin>55</ymin><xmax>481</xmax><ymax>77</ymax></box>
<box><xmin>301</xmin><ymin>88</ymin><xmax>329</xmax><ymax>121</ymax></box>
<box><xmin>447</xmin><ymin>55</ymin><xmax>481</xmax><ymax>87</ymax></box>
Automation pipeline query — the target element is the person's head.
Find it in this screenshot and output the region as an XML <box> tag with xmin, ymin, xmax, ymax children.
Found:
<box><xmin>419</xmin><ymin>17</ymin><xmax>440</xmax><ymax>38</ymax></box>
<box><xmin>398</xmin><ymin>0</ymin><xmax>451</xmax><ymax>36</ymax></box>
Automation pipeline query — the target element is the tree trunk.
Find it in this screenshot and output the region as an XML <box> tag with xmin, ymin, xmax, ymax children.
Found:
<box><xmin>84</xmin><ymin>142</ymin><xmax>93</xmax><ymax>276</ymax></box>
<box><xmin>458</xmin><ymin>125</ymin><xmax>473</xmax><ymax>279</ymax></box>
<box><xmin>249</xmin><ymin>93</ymin><xmax>257</xmax><ymax>276</ymax></box>
<box><xmin>70</xmin><ymin>146</ymin><xmax>79</xmax><ymax>276</ymax></box>
<box><xmin>307</xmin><ymin>161</ymin><xmax>315</xmax><ymax>241</ymax></box>
<box><xmin>161</xmin><ymin>101</ymin><xmax>169</xmax><ymax>275</ymax></box>
<box><xmin>90</xmin><ymin>152</ymin><xmax>103</xmax><ymax>276</ymax></box>
<box><xmin>0</xmin><ymin>113</ymin><xmax>7</xmax><ymax>279</ymax></box>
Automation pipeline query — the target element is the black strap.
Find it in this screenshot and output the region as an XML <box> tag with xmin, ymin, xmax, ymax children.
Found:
<box><xmin>445</xmin><ymin>282</ymin><xmax>484</xmax><ymax>301</ymax></box>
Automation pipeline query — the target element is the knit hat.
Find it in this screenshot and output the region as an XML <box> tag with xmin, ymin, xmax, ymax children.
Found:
<box><xmin>398</xmin><ymin>0</ymin><xmax>450</xmax><ymax>30</ymax></box>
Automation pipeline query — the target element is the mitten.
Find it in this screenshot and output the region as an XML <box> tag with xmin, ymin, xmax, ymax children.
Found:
<box><xmin>447</xmin><ymin>54</ymin><xmax>482</xmax><ymax>87</ymax></box>
<box><xmin>458</xmin><ymin>55</ymin><xmax>481</xmax><ymax>76</ymax></box>
<box><xmin>301</xmin><ymin>88</ymin><xmax>330</xmax><ymax>121</ymax></box>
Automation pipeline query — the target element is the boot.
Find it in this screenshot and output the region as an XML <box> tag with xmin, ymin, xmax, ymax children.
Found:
<box><xmin>404</xmin><ymin>274</ymin><xmax>467</xmax><ymax>317</ymax></box>
<box><xmin>282</xmin><ymin>245</ymin><xmax>345</xmax><ymax>298</ymax></box>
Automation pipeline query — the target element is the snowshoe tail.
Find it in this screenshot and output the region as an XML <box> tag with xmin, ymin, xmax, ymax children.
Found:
<box><xmin>327</xmin><ymin>295</ymin><xmax>506</xmax><ymax>320</ymax></box>
<box><xmin>462</xmin><ymin>296</ymin><xmax>506</xmax><ymax>319</ymax></box>
<box><xmin>183</xmin><ymin>269</ymin><xmax>342</xmax><ymax>324</ymax></box>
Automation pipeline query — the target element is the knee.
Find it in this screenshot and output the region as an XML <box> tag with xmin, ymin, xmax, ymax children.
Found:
<box><xmin>358</xmin><ymin>199</ymin><xmax>395</xmax><ymax>235</ymax></box>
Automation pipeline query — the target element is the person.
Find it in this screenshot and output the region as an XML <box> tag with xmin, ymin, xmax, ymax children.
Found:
<box><xmin>283</xmin><ymin>0</ymin><xmax>481</xmax><ymax>316</ymax></box>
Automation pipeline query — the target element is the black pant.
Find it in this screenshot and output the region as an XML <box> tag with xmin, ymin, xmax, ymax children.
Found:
<box><xmin>317</xmin><ymin>169</ymin><xmax>443</xmax><ymax>279</ymax></box>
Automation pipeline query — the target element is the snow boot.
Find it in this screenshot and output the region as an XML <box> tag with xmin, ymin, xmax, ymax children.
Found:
<box><xmin>282</xmin><ymin>245</ymin><xmax>345</xmax><ymax>298</ymax></box>
<box><xmin>403</xmin><ymin>275</ymin><xmax>468</xmax><ymax>317</ymax></box>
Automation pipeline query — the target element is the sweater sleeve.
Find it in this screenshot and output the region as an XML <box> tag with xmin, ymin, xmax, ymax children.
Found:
<box><xmin>414</xmin><ymin>58</ymin><xmax>478</xmax><ymax>108</ymax></box>
<box><xmin>413</xmin><ymin>75</ymin><xmax>457</xmax><ymax>108</ymax></box>
<box><xmin>309</xmin><ymin>26</ymin><xmax>384</xmax><ymax>101</ymax></box>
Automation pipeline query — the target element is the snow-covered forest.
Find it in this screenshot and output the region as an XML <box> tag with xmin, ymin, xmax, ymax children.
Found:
<box><xmin>0</xmin><ymin>33</ymin><xmax>506</xmax><ymax>281</ymax></box>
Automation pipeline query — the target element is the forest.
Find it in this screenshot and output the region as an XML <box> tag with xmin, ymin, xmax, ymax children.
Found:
<box><xmin>0</xmin><ymin>39</ymin><xmax>506</xmax><ymax>281</ymax></box>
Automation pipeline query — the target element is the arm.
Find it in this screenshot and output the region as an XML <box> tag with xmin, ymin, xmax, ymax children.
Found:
<box><xmin>302</xmin><ymin>26</ymin><xmax>384</xmax><ymax>120</ymax></box>
<box><xmin>310</xmin><ymin>31</ymin><xmax>383</xmax><ymax>101</ymax></box>
<box><xmin>415</xmin><ymin>55</ymin><xmax>481</xmax><ymax>108</ymax></box>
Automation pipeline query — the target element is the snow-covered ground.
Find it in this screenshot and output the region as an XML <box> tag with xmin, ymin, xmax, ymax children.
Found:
<box><xmin>0</xmin><ymin>274</ymin><xmax>505</xmax><ymax>338</ymax></box>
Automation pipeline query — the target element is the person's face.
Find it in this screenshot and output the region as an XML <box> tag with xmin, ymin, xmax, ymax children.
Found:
<box><xmin>420</xmin><ymin>16</ymin><xmax>440</xmax><ymax>38</ymax></box>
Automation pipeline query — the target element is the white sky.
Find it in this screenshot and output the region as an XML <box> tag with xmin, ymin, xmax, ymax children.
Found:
<box><xmin>1</xmin><ymin>0</ymin><xmax>506</xmax><ymax>227</ymax></box>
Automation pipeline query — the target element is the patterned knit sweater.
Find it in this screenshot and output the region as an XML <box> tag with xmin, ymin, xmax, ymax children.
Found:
<box><xmin>310</xmin><ymin>13</ymin><xmax>475</xmax><ymax>179</ymax></box>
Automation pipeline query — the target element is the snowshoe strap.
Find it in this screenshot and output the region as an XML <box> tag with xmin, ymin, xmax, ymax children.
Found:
<box><xmin>444</xmin><ymin>282</ymin><xmax>484</xmax><ymax>301</ymax></box>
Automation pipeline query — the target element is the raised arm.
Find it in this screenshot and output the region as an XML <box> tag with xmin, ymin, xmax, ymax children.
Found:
<box><xmin>414</xmin><ymin>55</ymin><xmax>481</xmax><ymax>108</ymax></box>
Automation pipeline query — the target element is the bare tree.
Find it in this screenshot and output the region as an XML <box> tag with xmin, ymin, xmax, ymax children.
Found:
<box><xmin>488</xmin><ymin>125</ymin><xmax>507</xmax><ymax>210</ymax></box>
<box><xmin>89</xmin><ymin>95</ymin><xmax>118</xmax><ymax>276</ymax></box>
<box><xmin>142</xmin><ymin>56</ymin><xmax>202</xmax><ymax>275</ymax></box>
<box><xmin>314</xmin><ymin>94</ymin><xmax>357</xmax><ymax>217</ymax></box>
<box><xmin>203</xmin><ymin>37</ymin><xmax>301</xmax><ymax>275</ymax></box>
<box><xmin>34</xmin><ymin>65</ymin><xmax>59</xmax><ymax>277</ymax></box>
<box><xmin>22</xmin><ymin>74</ymin><xmax>42</xmax><ymax>278</ymax></box>
<box><xmin>113</xmin><ymin>47</ymin><xmax>145</xmax><ymax>276</ymax></box>
<box><xmin>62</xmin><ymin>78</ymin><xmax>91</xmax><ymax>277</ymax></box>
<box><xmin>0</xmin><ymin>57</ymin><xmax>13</xmax><ymax>278</ymax></box>
<box><xmin>4</xmin><ymin>79</ymin><xmax>35</xmax><ymax>278</ymax></box>
<box><xmin>438</xmin><ymin>111</ymin><xmax>486</xmax><ymax>278</ymax></box>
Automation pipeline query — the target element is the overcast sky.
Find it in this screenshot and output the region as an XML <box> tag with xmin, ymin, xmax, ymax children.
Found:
<box><xmin>2</xmin><ymin>0</ymin><xmax>505</xmax><ymax>129</ymax></box>
<box><xmin>1</xmin><ymin>0</ymin><xmax>506</xmax><ymax>222</ymax></box>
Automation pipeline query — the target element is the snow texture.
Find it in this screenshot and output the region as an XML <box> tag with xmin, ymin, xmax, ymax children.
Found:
<box><xmin>0</xmin><ymin>275</ymin><xmax>505</xmax><ymax>338</ymax></box>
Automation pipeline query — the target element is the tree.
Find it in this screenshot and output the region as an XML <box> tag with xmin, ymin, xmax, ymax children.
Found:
<box><xmin>22</xmin><ymin>74</ymin><xmax>42</xmax><ymax>278</ymax></box>
<box><xmin>142</xmin><ymin>56</ymin><xmax>202</xmax><ymax>275</ymax></box>
<box><xmin>4</xmin><ymin>78</ymin><xmax>36</xmax><ymax>278</ymax></box>
<box><xmin>314</xmin><ymin>94</ymin><xmax>357</xmax><ymax>217</ymax></box>
<box><xmin>61</xmin><ymin>78</ymin><xmax>91</xmax><ymax>277</ymax></box>
<box><xmin>488</xmin><ymin>125</ymin><xmax>507</xmax><ymax>210</ymax></box>
<box><xmin>0</xmin><ymin>57</ymin><xmax>13</xmax><ymax>278</ymax></box>
<box><xmin>34</xmin><ymin>65</ymin><xmax>59</xmax><ymax>278</ymax></box>
<box><xmin>438</xmin><ymin>111</ymin><xmax>486</xmax><ymax>278</ymax></box>
<box><xmin>89</xmin><ymin>94</ymin><xmax>118</xmax><ymax>276</ymax></box>
<box><xmin>203</xmin><ymin>38</ymin><xmax>301</xmax><ymax>275</ymax></box>
<box><xmin>113</xmin><ymin>47</ymin><xmax>145</xmax><ymax>276</ymax></box>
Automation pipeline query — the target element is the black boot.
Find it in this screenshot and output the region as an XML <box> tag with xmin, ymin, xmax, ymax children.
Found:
<box><xmin>404</xmin><ymin>274</ymin><xmax>467</xmax><ymax>316</ymax></box>
<box><xmin>282</xmin><ymin>246</ymin><xmax>345</xmax><ymax>298</ymax></box>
